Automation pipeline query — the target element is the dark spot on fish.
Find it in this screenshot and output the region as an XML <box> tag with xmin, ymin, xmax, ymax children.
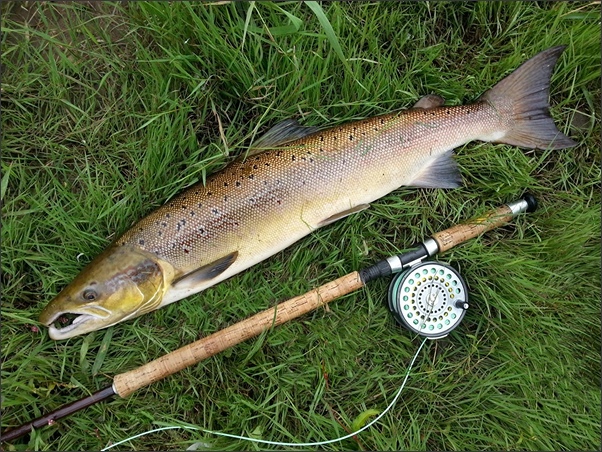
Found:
<box><xmin>182</xmin><ymin>205</ymin><xmax>187</xmax><ymax>209</ymax></box>
<box><xmin>234</xmin><ymin>221</ymin><xmax>239</xmax><ymax>226</ymax></box>
<box><xmin>319</xmin><ymin>147</ymin><xmax>324</xmax><ymax>153</ymax></box>
<box><xmin>248</xmin><ymin>175</ymin><xmax>254</xmax><ymax>180</ymax></box>
<box><xmin>361</xmin><ymin>131</ymin><xmax>366</xmax><ymax>136</ymax></box>
<box><xmin>380</xmin><ymin>118</ymin><xmax>385</xmax><ymax>124</ymax></box>
<box><xmin>184</xmin><ymin>249</ymin><xmax>190</xmax><ymax>254</ymax></box>
<box><xmin>309</xmin><ymin>158</ymin><xmax>314</xmax><ymax>163</ymax></box>
<box><xmin>320</xmin><ymin>136</ymin><xmax>324</xmax><ymax>142</ymax></box>
<box><xmin>162</xmin><ymin>222</ymin><xmax>167</xmax><ymax>227</ymax></box>
<box><xmin>212</xmin><ymin>208</ymin><xmax>219</xmax><ymax>214</ymax></box>
<box><xmin>181</xmin><ymin>219</ymin><xmax>186</xmax><ymax>225</ymax></box>
<box><xmin>276</xmin><ymin>151</ymin><xmax>282</xmax><ymax>156</ymax></box>
<box><xmin>423</xmin><ymin>111</ymin><xmax>428</xmax><ymax>115</ymax></box>
<box><xmin>158</xmin><ymin>231</ymin><xmax>162</xmax><ymax>237</ymax></box>
<box><xmin>182</xmin><ymin>197</ymin><xmax>187</xmax><ymax>201</ymax></box>
<box><xmin>277</xmin><ymin>200</ymin><xmax>281</xmax><ymax>205</ymax></box>
<box><xmin>333</xmin><ymin>136</ymin><xmax>337</xmax><ymax>140</ymax></box>
<box><xmin>373</xmin><ymin>127</ymin><xmax>378</xmax><ymax>131</ymax></box>
<box><xmin>139</xmin><ymin>228</ymin><xmax>143</xmax><ymax>232</ymax></box>
<box><xmin>292</xmin><ymin>155</ymin><xmax>296</xmax><ymax>161</ymax></box>
<box><xmin>198</xmin><ymin>227</ymin><xmax>205</xmax><ymax>234</ymax></box>
<box><xmin>236</xmin><ymin>181</ymin><xmax>241</xmax><ymax>187</ymax></box>
<box><xmin>446</xmin><ymin>110</ymin><xmax>450</xmax><ymax>114</ymax></box>
<box><xmin>431</xmin><ymin>112</ymin><xmax>435</xmax><ymax>116</ymax></box>
<box><xmin>301</xmin><ymin>156</ymin><xmax>306</xmax><ymax>161</ymax></box>
<box><xmin>166</xmin><ymin>213</ymin><xmax>171</xmax><ymax>218</ymax></box>
<box><xmin>253</xmin><ymin>164</ymin><xmax>258</xmax><ymax>169</ymax></box>
<box><xmin>264</xmin><ymin>181</ymin><xmax>268</xmax><ymax>185</ymax></box>
<box><xmin>198</xmin><ymin>203</ymin><xmax>203</xmax><ymax>208</ymax></box>
<box><xmin>138</xmin><ymin>239</ymin><xmax>145</xmax><ymax>246</ymax></box>
<box><xmin>255</xmin><ymin>156</ymin><xmax>261</xmax><ymax>161</ymax></box>
<box><xmin>207</xmin><ymin>192</ymin><xmax>213</xmax><ymax>196</ymax></box>
<box><xmin>224</xmin><ymin>182</ymin><xmax>229</xmax><ymax>187</ymax></box>
<box><xmin>190</xmin><ymin>211</ymin><xmax>195</xmax><ymax>216</ymax></box>
<box><xmin>349</xmin><ymin>135</ymin><xmax>353</xmax><ymax>141</ymax></box>
<box><xmin>265</xmin><ymin>162</ymin><xmax>270</xmax><ymax>167</ymax></box>
<box><xmin>249</xmin><ymin>197</ymin><xmax>255</xmax><ymax>203</ymax></box>
<box><xmin>224</xmin><ymin>196</ymin><xmax>228</xmax><ymax>201</ymax></box>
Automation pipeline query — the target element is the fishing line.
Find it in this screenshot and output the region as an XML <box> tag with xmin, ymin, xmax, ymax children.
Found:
<box><xmin>101</xmin><ymin>337</ymin><xmax>428</xmax><ymax>450</ymax></box>
<box><xmin>1</xmin><ymin>195</ymin><xmax>536</xmax><ymax>444</ymax></box>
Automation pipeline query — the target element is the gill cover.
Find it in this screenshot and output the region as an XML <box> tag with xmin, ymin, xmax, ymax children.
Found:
<box><xmin>39</xmin><ymin>245</ymin><xmax>172</xmax><ymax>340</ymax></box>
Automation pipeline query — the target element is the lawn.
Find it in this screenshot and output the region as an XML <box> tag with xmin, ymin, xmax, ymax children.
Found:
<box><xmin>1</xmin><ymin>2</ymin><xmax>600</xmax><ymax>451</ymax></box>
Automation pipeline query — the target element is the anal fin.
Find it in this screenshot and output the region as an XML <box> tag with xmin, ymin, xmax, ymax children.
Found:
<box><xmin>317</xmin><ymin>204</ymin><xmax>370</xmax><ymax>228</ymax></box>
<box><xmin>173</xmin><ymin>251</ymin><xmax>239</xmax><ymax>289</ymax></box>
<box><xmin>409</xmin><ymin>151</ymin><xmax>462</xmax><ymax>188</ymax></box>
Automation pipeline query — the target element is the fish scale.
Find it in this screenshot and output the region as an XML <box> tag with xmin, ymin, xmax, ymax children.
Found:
<box><xmin>117</xmin><ymin>105</ymin><xmax>494</xmax><ymax>275</ymax></box>
<box><xmin>38</xmin><ymin>46</ymin><xmax>577</xmax><ymax>339</ymax></box>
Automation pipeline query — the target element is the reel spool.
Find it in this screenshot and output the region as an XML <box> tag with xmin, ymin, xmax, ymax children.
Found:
<box><xmin>388</xmin><ymin>261</ymin><xmax>468</xmax><ymax>339</ymax></box>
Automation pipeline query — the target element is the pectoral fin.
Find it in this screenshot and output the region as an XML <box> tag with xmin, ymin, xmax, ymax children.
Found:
<box><xmin>173</xmin><ymin>251</ymin><xmax>239</xmax><ymax>289</ymax></box>
<box><xmin>413</xmin><ymin>95</ymin><xmax>445</xmax><ymax>109</ymax></box>
<box><xmin>317</xmin><ymin>204</ymin><xmax>370</xmax><ymax>228</ymax></box>
<box><xmin>248</xmin><ymin>119</ymin><xmax>320</xmax><ymax>156</ymax></box>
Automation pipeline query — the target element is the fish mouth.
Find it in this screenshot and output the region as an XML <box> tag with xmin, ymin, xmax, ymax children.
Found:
<box><xmin>42</xmin><ymin>307</ymin><xmax>113</xmax><ymax>340</ymax></box>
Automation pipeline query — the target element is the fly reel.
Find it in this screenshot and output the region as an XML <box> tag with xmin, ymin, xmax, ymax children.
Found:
<box><xmin>388</xmin><ymin>261</ymin><xmax>468</xmax><ymax>339</ymax></box>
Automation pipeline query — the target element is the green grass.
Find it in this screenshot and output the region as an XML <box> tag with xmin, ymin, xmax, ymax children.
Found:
<box><xmin>1</xmin><ymin>1</ymin><xmax>600</xmax><ymax>450</ymax></box>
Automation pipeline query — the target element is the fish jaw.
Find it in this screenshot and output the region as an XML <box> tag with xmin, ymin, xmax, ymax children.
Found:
<box><xmin>39</xmin><ymin>245</ymin><xmax>175</xmax><ymax>340</ymax></box>
<box><xmin>42</xmin><ymin>305</ymin><xmax>115</xmax><ymax>340</ymax></box>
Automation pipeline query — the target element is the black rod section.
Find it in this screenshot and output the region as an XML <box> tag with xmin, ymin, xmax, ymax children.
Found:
<box><xmin>0</xmin><ymin>385</ymin><xmax>115</xmax><ymax>443</ymax></box>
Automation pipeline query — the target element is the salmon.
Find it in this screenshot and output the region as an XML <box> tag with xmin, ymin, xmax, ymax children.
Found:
<box><xmin>39</xmin><ymin>46</ymin><xmax>576</xmax><ymax>340</ymax></box>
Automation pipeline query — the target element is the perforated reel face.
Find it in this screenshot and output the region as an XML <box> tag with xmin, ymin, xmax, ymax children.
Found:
<box><xmin>388</xmin><ymin>261</ymin><xmax>468</xmax><ymax>339</ymax></box>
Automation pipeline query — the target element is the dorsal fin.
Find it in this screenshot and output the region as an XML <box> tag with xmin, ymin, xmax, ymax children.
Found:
<box><xmin>413</xmin><ymin>95</ymin><xmax>446</xmax><ymax>109</ymax></box>
<box><xmin>247</xmin><ymin>119</ymin><xmax>320</xmax><ymax>156</ymax></box>
<box><xmin>172</xmin><ymin>251</ymin><xmax>238</xmax><ymax>290</ymax></box>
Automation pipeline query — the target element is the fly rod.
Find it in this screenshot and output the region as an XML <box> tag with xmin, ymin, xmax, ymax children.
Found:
<box><xmin>0</xmin><ymin>194</ymin><xmax>537</xmax><ymax>443</ymax></box>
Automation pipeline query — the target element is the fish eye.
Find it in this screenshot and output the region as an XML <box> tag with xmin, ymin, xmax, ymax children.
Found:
<box><xmin>82</xmin><ymin>289</ymin><xmax>98</xmax><ymax>301</ymax></box>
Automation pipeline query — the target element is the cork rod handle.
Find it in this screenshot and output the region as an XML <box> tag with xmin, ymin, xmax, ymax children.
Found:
<box><xmin>113</xmin><ymin>271</ymin><xmax>364</xmax><ymax>398</ymax></box>
<box><xmin>431</xmin><ymin>205</ymin><xmax>515</xmax><ymax>253</ymax></box>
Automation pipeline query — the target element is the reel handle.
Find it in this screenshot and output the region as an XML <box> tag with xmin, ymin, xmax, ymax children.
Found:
<box><xmin>430</xmin><ymin>194</ymin><xmax>537</xmax><ymax>252</ymax></box>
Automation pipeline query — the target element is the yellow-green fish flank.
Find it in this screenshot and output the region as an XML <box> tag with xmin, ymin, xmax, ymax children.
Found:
<box><xmin>39</xmin><ymin>46</ymin><xmax>576</xmax><ymax>339</ymax></box>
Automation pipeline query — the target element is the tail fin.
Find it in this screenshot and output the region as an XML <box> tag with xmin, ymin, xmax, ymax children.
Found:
<box><xmin>479</xmin><ymin>46</ymin><xmax>577</xmax><ymax>150</ymax></box>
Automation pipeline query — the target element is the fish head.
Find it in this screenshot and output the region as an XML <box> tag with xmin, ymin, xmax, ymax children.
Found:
<box><xmin>39</xmin><ymin>245</ymin><xmax>173</xmax><ymax>340</ymax></box>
